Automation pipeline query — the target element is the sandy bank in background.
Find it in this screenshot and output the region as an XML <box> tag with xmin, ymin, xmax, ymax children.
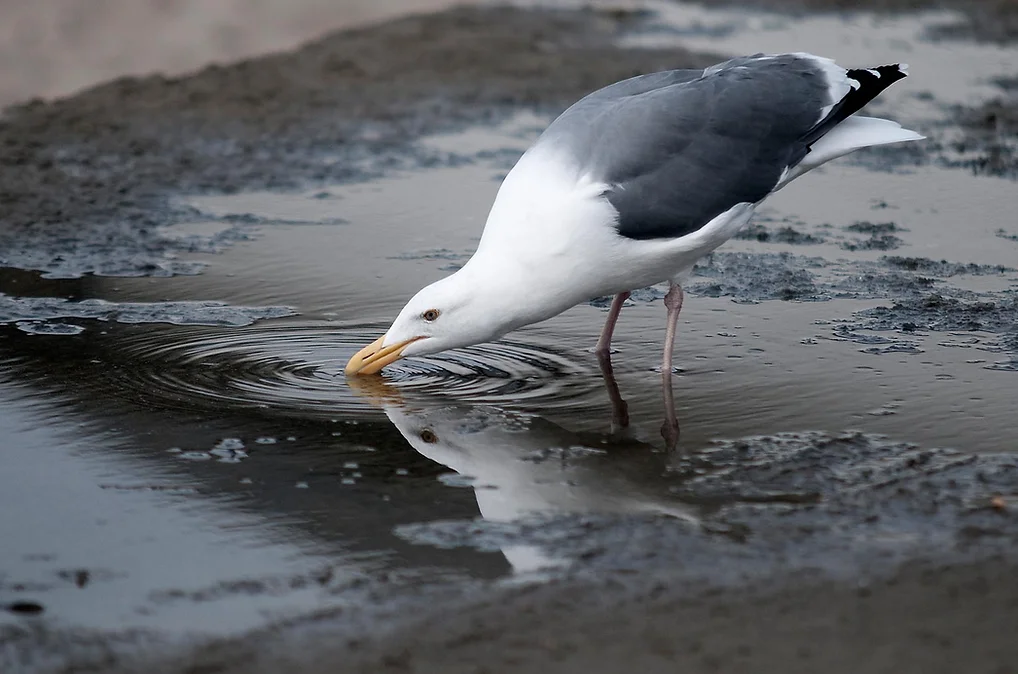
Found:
<box><xmin>0</xmin><ymin>0</ymin><xmax>467</xmax><ymax>106</ymax></box>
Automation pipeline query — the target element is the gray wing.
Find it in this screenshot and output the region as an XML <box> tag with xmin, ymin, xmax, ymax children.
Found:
<box><xmin>537</xmin><ymin>55</ymin><xmax>830</xmax><ymax>240</ymax></box>
<box><xmin>565</xmin><ymin>68</ymin><xmax>707</xmax><ymax>106</ymax></box>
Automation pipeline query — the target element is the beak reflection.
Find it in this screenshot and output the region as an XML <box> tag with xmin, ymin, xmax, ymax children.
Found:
<box><xmin>344</xmin><ymin>335</ymin><xmax>423</xmax><ymax>376</ymax></box>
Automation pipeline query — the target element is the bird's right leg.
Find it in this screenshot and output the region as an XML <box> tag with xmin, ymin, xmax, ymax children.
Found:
<box><xmin>661</xmin><ymin>284</ymin><xmax>685</xmax><ymax>378</ymax></box>
<box><xmin>594</xmin><ymin>291</ymin><xmax>631</xmax><ymax>358</ymax></box>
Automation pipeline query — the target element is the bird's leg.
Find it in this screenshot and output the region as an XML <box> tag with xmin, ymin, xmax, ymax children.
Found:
<box><xmin>594</xmin><ymin>292</ymin><xmax>631</xmax><ymax>358</ymax></box>
<box><xmin>597</xmin><ymin>348</ymin><xmax>629</xmax><ymax>431</ymax></box>
<box><xmin>594</xmin><ymin>292</ymin><xmax>631</xmax><ymax>431</ymax></box>
<box><xmin>660</xmin><ymin>283</ymin><xmax>685</xmax><ymax>451</ymax></box>
<box><xmin>661</xmin><ymin>284</ymin><xmax>685</xmax><ymax>376</ymax></box>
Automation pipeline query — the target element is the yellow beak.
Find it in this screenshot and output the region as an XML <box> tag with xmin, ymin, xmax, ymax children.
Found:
<box><xmin>344</xmin><ymin>335</ymin><xmax>423</xmax><ymax>376</ymax></box>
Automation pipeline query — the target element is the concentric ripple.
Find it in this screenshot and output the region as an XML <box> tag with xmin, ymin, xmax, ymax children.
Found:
<box><xmin>111</xmin><ymin>321</ymin><xmax>602</xmax><ymax>419</ymax></box>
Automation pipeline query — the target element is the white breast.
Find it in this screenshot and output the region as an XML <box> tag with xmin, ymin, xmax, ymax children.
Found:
<box><xmin>471</xmin><ymin>144</ymin><xmax>757</xmax><ymax>302</ymax></box>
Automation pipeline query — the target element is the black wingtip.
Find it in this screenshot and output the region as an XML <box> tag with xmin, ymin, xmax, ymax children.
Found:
<box><xmin>845</xmin><ymin>63</ymin><xmax>909</xmax><ymax>92</ymax></box>
<box><xmin>800</xmin><ymin>63</ymin><xmax>909</xmax><ymax>147</ymax></box>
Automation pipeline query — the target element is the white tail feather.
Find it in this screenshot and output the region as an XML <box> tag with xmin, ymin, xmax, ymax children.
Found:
<box><xmin>777</xmin><ymin>116</ymin><xmax>924</xmax><ymax>188</ymax></box>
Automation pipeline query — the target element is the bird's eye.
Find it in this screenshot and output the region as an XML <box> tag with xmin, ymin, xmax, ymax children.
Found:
<box><xmin>421</xmin><ymin>309</ymin><xmax>440</xmax><ymax>322</ymax></box>
<box><xmin>419</xmin><ymin>429</ymin><xmax>438</xmax><ymax>444</ymax></box>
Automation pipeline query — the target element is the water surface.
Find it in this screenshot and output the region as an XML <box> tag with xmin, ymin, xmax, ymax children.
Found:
<box><xmin>2</xmin><ymin>1</ymin><xmax>1017</xmax><ymax>643</ymax></box>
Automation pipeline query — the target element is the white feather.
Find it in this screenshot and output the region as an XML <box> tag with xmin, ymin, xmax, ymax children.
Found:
<box><xmin>777</xmin><ymin>116</ymin><xmax>925</xmax><ymax>188</ymax></box>
<box><xmin>789</xmin><ymin>52</ymin><xmax>853</xmax><ymax>119</ymax></box>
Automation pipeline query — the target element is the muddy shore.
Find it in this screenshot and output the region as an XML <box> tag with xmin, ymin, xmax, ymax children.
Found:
<box><xmin>2</xmin><ymin>4</ymin><xmax>1017</xmax><ymax>673</ymax></box>
<box><xmin>143</xmin><ymin>558</ymin><xmax>1018</xmax><ymax>674</ymax></box>
<box><xmin>697</xmin><ymin>0</ymin><xmax>1018</xmax><ymax>42</ymax></box>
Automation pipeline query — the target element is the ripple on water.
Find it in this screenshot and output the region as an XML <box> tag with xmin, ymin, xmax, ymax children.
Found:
<box><xmin>112</xmin><ymin>322</ymin><xmax>597</xmax><ymax>419</ymax></box>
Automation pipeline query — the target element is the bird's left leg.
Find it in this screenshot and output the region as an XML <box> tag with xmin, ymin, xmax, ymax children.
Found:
<box><xmin>597</xmin><ymin>348</ymin><xmax>629</xmax><ymax>431</ymax></box>
<box><xmin>660</xmin><ymin>282</ymin><xmax>685</xmax><ymax>450</ymax></box>
<box><xmin>595</xmin><ymin>291</ymin><xmax>631</xmax><ymax>430</ymax></box>
<box><xmin>594</xmin><ymin>291</ymin><xmax>631</xmax><ymax>358</ymax></box>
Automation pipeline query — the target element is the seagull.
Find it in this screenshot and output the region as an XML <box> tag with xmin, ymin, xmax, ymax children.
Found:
<box><xmin>345</xmin><ymin>53</ymin><xmax>922</xmax><ymax>402</ymax></box>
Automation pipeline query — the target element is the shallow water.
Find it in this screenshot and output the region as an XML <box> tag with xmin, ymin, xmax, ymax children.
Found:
<box><xmin>2</xmin><ymin>1</ymin><xmax>1018</xmax><ymax>645</ymax></box>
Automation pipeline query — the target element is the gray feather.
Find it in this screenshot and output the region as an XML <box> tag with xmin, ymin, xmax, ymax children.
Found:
<box><xmin>536</xmin><ymin>55</ymin><xmax>833</xmax><ymax>240</ymax></box>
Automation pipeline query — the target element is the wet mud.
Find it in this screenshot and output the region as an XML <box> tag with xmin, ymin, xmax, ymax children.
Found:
<box><xmin>735</xmin><ymin>223</ymin><xmax>826</xmax><ymax>244</ymax></box>
<box><xmin>174</xmin><ymin>561</ymin><xmax>1018</xmax><ymax>674</ymax></box>
<box><xmin>0</xmin><ymin>294</ymin><xmax>295</xmax><ymax>332</ymax></box>
<box><xmin>950</xmin><ymin>77</ymin><xmax>1018</xmax><ymax>177</ymax></box>
<box><xmin>692</xmin><ymin>0</ymin><xmax>1018</xmax><ymax>42</ymax></box>
<box><xmin>2</xmin><ymin>3</ymin><xmax>1018</xmax><ymax>674</ymax></box>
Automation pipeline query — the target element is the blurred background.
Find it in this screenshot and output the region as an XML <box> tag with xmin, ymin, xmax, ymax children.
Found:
<box><xmin>0</xmin><ymin>0</ymin><xmax>470</xmax><ymax>107</ymax></box>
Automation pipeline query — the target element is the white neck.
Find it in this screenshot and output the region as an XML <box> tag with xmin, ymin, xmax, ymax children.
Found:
<box><xmin>453</xmin><ymin>251</ymin><xmax>582</xmax><ymax>338</ymax></box>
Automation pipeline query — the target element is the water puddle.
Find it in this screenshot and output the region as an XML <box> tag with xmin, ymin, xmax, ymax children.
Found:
<box><xmin>102</xmin><ymin>321</ymin><xmax>593</xmax><ymax>418</ymax></box>
<box><xmin>2</xmin><ymin>0</ymin><xmax>1018</xmax><ymax>652</ymax></box>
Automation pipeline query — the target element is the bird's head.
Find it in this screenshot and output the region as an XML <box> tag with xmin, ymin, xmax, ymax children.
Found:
<box><xmin>345</xmin><ymin>268</ymin><xmax>515</xmax><ymax>376</ymax></box>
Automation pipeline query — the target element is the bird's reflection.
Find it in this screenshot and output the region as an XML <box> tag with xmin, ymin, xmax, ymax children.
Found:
<box><xmin>597</xmin><ymin>349</ymin><xmax>680</xmax><ymax>451</ymax></box>
<box><xmin>349</xmin><ymin>377</ymin><xmax>698</xmax><ymax>572</ymax></box>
